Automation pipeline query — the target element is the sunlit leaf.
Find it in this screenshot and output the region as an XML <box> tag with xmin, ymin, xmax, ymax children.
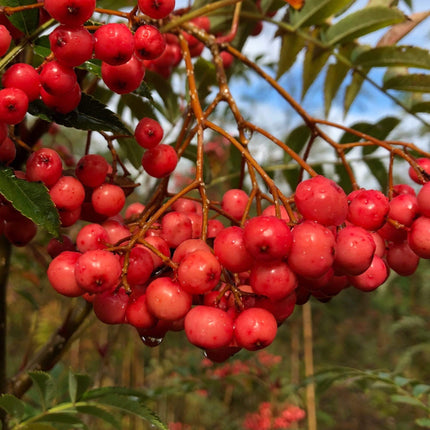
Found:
<box><xmin>383</xmin><ymin>73</ymin><xmax>430</xmax><ymax>92</ymax></box>
<box><xmin>290</xmin><ymin>0</ymin><xmax>352</xmax><ymax>28</ymax></box>
<box><xmin>344</xmin><ymin>69</ymin><xmax>368</xmax><ymax>116</ymax></box>
<box><xmin>277</xmin><ymin>31</ymin><xmax>306</xmax><ymax>79</ymax></box>
<box><xmin>352</xmin><ymin>46</ymin><xmax>430</xmax><ymax>70</ymax></box>
<box><xmin>33</xmin><ymin>412</ymin><xmax>84</xmax><ymax>426</ymax></box>
<box><xmin>410</xmin><ymin>101</ymin><xmax>430</xmax><ymax>114</ymax></box>
<box><xmin>324</xmin><ymin>58</ymin><xmax>350</xmax><ymax>117</ymax></box>
<box><xmin>324</xmin><ymin>7</ymin><xmax>405</xmax><ymax>45</ymax></box>
<box><xmin>0</xmin><ymin>168</ymin><xmax>60</xmax><ymax>238</ymax></box>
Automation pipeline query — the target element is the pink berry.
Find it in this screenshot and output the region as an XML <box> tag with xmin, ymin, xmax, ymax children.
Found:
<box><xmin>408</xmin><ymin>158</ymin><xmax>430</xmax><ymax>184</ymax></box>
<box><xmin>386</xmin><ymin>241</ymin><xmax>420</xmax><ymax>276</ymax></box>
<box><xmin>348</xmin><ymin>255</ymin><xmax>389</xmax><ymax>292</ymax></box>
<box><xmin>408</xmin><ymin>216</ymin><xmax>430</xmax><ymax>258</ymax></box>
<box><xmin>184</xmin><ymin>305</ymin><xmax>234</xmax><ymax>349</ymax></box>
<box><xmin>417</xmin><ymin>182</ymin><xmax>430</xmax><ymax>217</ymax></box>
<box><xmin>126</xmin><ymin>294</ymin><xmax>157</xmax><ymax>329</ymax></box>
<box><xmin>161</xmin><ymin>211</ymin><xmax>192</xmax><ymax>248</ymax></box>
<box><xmin>49</xmin><ymin>175</ymin><xmax>85</xmax><ymax>211</ymax></box>
<box><xmin>234</xmin><ymin>308</ymin><xmax>277</xmax><ymax>351</ymax></box>
<box><xmin>221</xmin><ymin>189</ymin><xmax>249</xmax><ymax>221</ymax></box>
<box><xmin>294</xmin><ymin>175</ymin><xmax>348</xmax><ymax>226</ymax></box>
<box><xmin>47</xmin><ymin>251</ymin><xmax>84</xmax><ymax>297</ymax></box>
<box><xmin>91</xmin><ymin>183</ymin><xmax>126</xmax><ymax>217</ymax></box>
<box><xmin>76</xmin><ymin>223</ymin><xmax>109</xmax><ymax>252</ymax></box>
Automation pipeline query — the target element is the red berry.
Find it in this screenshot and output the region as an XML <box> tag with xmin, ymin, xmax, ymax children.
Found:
<box><xmin>49</xmin><ymin>24</ymin><xmax>94</xmax><ymax>67</ymax></box>
<box><xmin>91</xmin><ymin>183</ymin><xmax>126</xmax><ymax>217</ymax></box>
<box><xmin>143</xmin><ymin>235</ymin><xmax>170</xmax><ymax>269</ymax></box>
<box><xmin>146</xmin><ymin>277</ymin><xmax>192</xmax><ymax>321</ymax></box>
<box><xmin>141</xmin><ymin>144</ymin><xmax>178</xmax><ymax>178</ymax></box>
<box><xmin>408</xmin><ymin>216</ymin><xmax>430</xmax><ymax>258</ymax></box>
<box><xmin>408</xmin><ymin>158</ymin><xmax>430</xmax><ymax>184</ymax></box>
<box><xmin>47</xmin><ymin>251</ymin><xmax>84</xmax><ymax>297</ymax></box>
<box><xmin>94</xmin><ymin>23</ymin><xmax>134</xmax><ymax>66</ymax></box>
<box><xmin>124</xmin><ymin>246</ymin><xmax>154</xmax><ymax>287</ymax></box>
<box><xmin>417</xmin><ymin>182</ymin><xmax>430</xmax><ymax>217</ymax></box>
<box><xmin>234</xmin><ymin>308</ymin><xmax>277</xmax><ymax>351</ymax></box>
<box><xmin>294</xmin><ymin>175</ymin><xmax>348</xmax><ymax>226</ymax></box>
<box><xmin>0</xmin><ymin>137</ymin><xmax>16</xmax><ymax>165</ymax></box>
<box><xmin>40</xmin><ymin>82</ymin><xmax>81</xmax><ymax>114</ymax></box>
<box><xmin>348</xmin><ymin>255</ymin><xmax>389</xmax><ymax>292</ymax></box>
<box><xmin>134</xmin><ymin>25</ymin><xmax>166</xmax><ymax>61</ymax></box>
<box><xmin>2</xmin><ymin>63</ymin><xmax>40</xmax><ymax>101</ymax></box>
<box><xmin>161</xmin><ymin>211</ymin><xmax>192</xmax><ymax>248</ymax></box>
<box><xmin>47</xmin><ymin>234</ymin><xmax>75</xmax><ymax>258</ymax></box>
<box><xmin>124</xmin><ymin>202</ymin><xmax>145</xmax><ymax>219</ymax></box>
<box><xmin>74</xmin><ymin>249</ymin><xmax>121</xmax><ymax>294</ymax></box>
<box><xmin>101</xmin><ymin>56</ymin><xmax>145</xmax><ymax>94</ymax></box>
<box><xmin>0</xmin><ymin>25</ymin><xmax>11</xmax><ymax>56</ymax></box>
<box><xmin>386</xmin><ymin>241</ymin><xmax>420</xmax><ymax>276</ymax></box>
<box><xmin>184</xmin><ymin>305</ymin><xmax>234</xmax><ymax>349</ymax></box>
<box><xmin>75</xmin><ymin>154</ymin><xmax>109</xmax><ymax>188</ymax></box>
<box><xmin>40</xmin><ymin>61</ymin><xmax>77</xmax><ymax>96</ymax></box>
<box><xmin>4</xmin><ymin>215</ymin><xmax>37</xmax><ymax>246</ymax></box>
<box><xmin>135</xmin><ymin>117</ymin><xmax>164</xmax><ymax>149</ymax></box>
<box><xmin>126</xmin><ymin>294</ymin><xmax>157</xmax><ymax>329</ymax></box>
<box><xmin>0</xmin><ymin>88</ymin><xmax>28</xmax><ymax>125</ymax></box>
<box><xmin>93</xmin><ymin>287</ymin><xmax>129</xmax><ymax>325</ymax></box>
<box><xmin>138</xmin><ymin>0</ymin><xmax>175</xmax><ymax>19</ymax></box>
<box><xmin>172</xmin><ymin>238</ymin><xmax>211</xmax><ymax>263</ymax></box>
<box><xmin>44</xmin><ymin>0</ymin><xmax>96</xmax><ymax>27</ymax></box>
<box><xmin>49</xmin><ymin>175</ymin><xmax>85</xmax><ymax>211</ymax></box>
<box><xmin>26</xmin><ymin>147</ymin><xmax>63</xmax><ymax>187</ymax></box>
<box><xmin>221</xmin><ymin>189</ymin><xmax>249</xmax><ymax>221</ymax></box>
<box><xmin>76</xmin><ymin>223</ymin><xmax>109</xmax><ymax>252</ymax></box>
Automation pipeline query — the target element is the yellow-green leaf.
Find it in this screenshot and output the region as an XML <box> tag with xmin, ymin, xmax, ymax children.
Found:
<box><xmin>383</xmin><ymin>73</ymin><xmax>430</xmax><ymax>92</ymax></box>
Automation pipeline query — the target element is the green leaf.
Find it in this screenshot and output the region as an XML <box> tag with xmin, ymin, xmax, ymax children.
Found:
<box><xmin>324</xmin><ymin>7</ymin><xmax>405</xmax><ymax>45</ymax></box>
<box><xmin>302</xmin><ymin>39</ymin><xmax>331</xmax><ymax>99</ymax></box>
<box><xmin>390</xmin><ymin>394</ymin><xmax>429</xmax><ymax>410</ymax></box>
<box><xmin>416</xmin><ymin>418</ymin><xmax>430</xmax><ymax>428</ymax></box>
<box><xmin>413</xmin><ymin>384</ymin><xmax>430</xmax><ymax>397</ymax></box>
<box><xmin>33</xmin><ymin>412</ymin><xmax>84</xmax><ymax>426</ymax></box>
<box><xmin>352</xmin><ymin>46</ymin><xmax>430</xmax><ymax>70</ymax></box>
<box><xmin>28</xmin><ymin>94</ymin><xmax>132</xmax><ymax>135</ymax></box>
<box><xmin>290</xmin><ymin>0</ymin><xmax>353</xmax><ymax>28</ymax></box>
<box><xmin>117</xmin><ymin>94</ymin><xmax>156</xmax><ymax>122</ymax></box>
<box><xmin>75</xmin><ymin>405</ymin><xmax>120</xmax><ymax>428</ymax></box>
<box><xmin>0</xmin><ymin>168</ymin><xmax>60</xmax><ymax>238</ymax></box>
<box><xmin>283</xmin><ymin>165</ymin><xmax>301</xmax><ymax>191</ymax></box>
<box><xmin>194</xmin><ymin>57</ymin><xmax>217</xmax><ymax>102</ymax></box>
<box><xmin>335</xmin><ymin>163</ymin><xmax>353</xmax><ymax>193</ymax></box>
<box><xmin>1</xmin><ymin>0</ymin><xmax>39</xmax><ymax>35</ymax></box>
<box><xmin>383</xmin><ymin>73</ymin><xmax>430</xmax><ymax>92</ymax></box>
<box><xmin>285</xmin><ymin>124</ymin><xmax>311</xmax><ymax>159</ymax></box>
<box><xmin>69</xmin><ymin>371</ymin><xmax>92</xmax><ymax>404</ymax></box>
<box><xmin>344</xmin><ymin>70</ymin><xmax>367</xmax><ymax>116</ymax></box>
<box><xmin>117</xmin><ymin>137</ymin><xmax>143</xmax><ymax>170</ymax></box>
<box><xmin>0</xmin><ymin>394</ymin><xmax>26</xmax><ymax>419</ymax></box>
<box><xmin>361</xmin><ymin>116</ymin><xmax>400</xmax><ymax>155</ymax></box>
<box><xmin>410</xmin><ymin>101</ymin><xmax>430</xmax><ymax>114</ymax></box>
<box><xmin>277</xmin><ymin>31</ymin><xmax>306</xmax><ymax>79</ymax></box>
<box><xmin>364</xmin><ymin>157</ymin><xmax>387</xmax><ymax>191</ymax></box>
<box><xmin>93</xmin><ymin>394</ymin><xmax>167</xmax><ymax>430</ymax></box>
<box><xmin>83</xmin><ymin>386</ymin><xmax>149</xmax><ymax>402</ymax></box>
<box><xmin>393</xmin><ymin>376</ymin><xmax>411</xmax><ymax>387</ymax></box>
<box><xmin>324</xmin><ymin>59</ymin><xmax>350</xmax><ymax>117</ymax></box>
<box><xmin>28</xmin><ymin>372</ymin><xmax>56</xmax><ymax>412</ymax></box>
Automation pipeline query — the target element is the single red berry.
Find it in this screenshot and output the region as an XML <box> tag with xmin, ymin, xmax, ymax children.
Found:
<box><xmin>101</xmin><ymin>56</ymin><xmax>145</xmax><ymax>94</ymax></box>
<box><xmin>126</xmin><ymin>294</ymin><xmax>157</xmax><ymax>329</ymax></box>
<box><xmin>0</xmin><ymin>137</ymin><xmax>16</xmax><ymax>165</ymax></box>
<box><xmin>172</xmin><ymin>238</ymin><xmax>211</xmax><ymax>263</ymax></box>
<box><xmin>134</xmin><ymin>24</ymin><xmax>166</xmax><ymax>61</ymax></box>
<box><xmin>234</xmin><ymin>308</ymin><xmax>277</xmax><ymax>351</ymax></box>
<box><xmin>123</xmin><ymin>245</ymin><xmax>154</xmax><ymax>287</ymax></box>
<box><xmin>0</xmin><ymin>88</ymin><xmax>29</xmax><ymax>125</ymax></box>
<box><xmin>91</xmin><ymin>183</ymin><xmax>126</xmax><ymax>217</ymax></box>
<box><xmin>2</xmin><ymin>63</ymin><xmax>40</xmax><ymax>101</ymax></box>
<box><xmin>348</xmin><ymin>255</ymin><xmax>389</xmax><ymax>292</ymax></box>
<box><xmin>49</xmin><ymin>24</ymin><xmax>94</xmax><ymax>67</ymax></box>
<box><xmin>47</xmin><ymin>234</ymin><xmax>75</xmax><ymax>258</ymax></box>
<box><xmin>44</xmin><ymin>0</ymin><xmax>96</xmax><ymax>27</ymax></box>
<box><xmin>26</xmin><ymin>147</ymin><xmax>63</xmax><ymax>187</ymax></box>
<box><xmin>417</xmin><ymin>182</ymin><xmax>430</xmax><ymax>217</ymax></box>
<box><xmin>135</xmin><ymin>117</ymin><xmax>164</xmax><ymax>149</ymax></box>
<box><xmin>408</xmin><ymin>158</ymin><xmax>430</xmax><ymax>184</ymax></box>
<box><xmin>141</xmin><ymin>144</ymin><xmax>178</xmax><ymax>178</ymax></box>
<box><xmin>76</xmin><ymin>223</ymin><xmax>109</xmax><ymax>252</ymax></box>
<box><xmin>49</xmin><ymin>175</ymin><xmax>85</xmax><ymax>211</ymax></box>
<box><xmin>4</xmin><ymin>215</ymin><xmax>37</xmax><ymax>246</ymax></box>
<box><xmin>161</xmin><ymin>211</ymin><xmax>193</xmax><ymax>248</ymax></box>
<box><xmin>40</xmin><ymin>61</ymin><xmax>77</xmax><ymax>96</ymax></box>
<box><xmin>143</xmin><ymin>235</ymin><xmax>170</xmax><ymax>269</ymax></box>
<box><xmin>408</xmin><ymin>216</ymin><xmax>430</xmax><ymax>258</ymax></box>
<box><xmin>0</xmin><ymin>25</ymin><xmax>12</xmax><ymax>56</ymax></box>
<box><xmin>93</xmin><ymin>287</ymin><xmax>129</xmax><ymax>325</ymax></box>
<box><xmin>386</xmin><ymin>241</ymin><xmax>420</xmax><ymax>276</ymax></box>
<box><xmin>221</xmin><ymin>189</ymin><xmax>249</xmax><ymax>221</ymax></box>
<box><xmin>47</xmin><ymin>251</ymin><xmax>84</xmax><ymax>297</ymax></box>
<box><xmin>138</xmin><ymin>0</ymin><xmax>175</xmax><ymax>19</ymax></box>
<box><xmin>40</xmin><ymin>82</ymin><xmax>81</xmax><ymax>113</ymax></box>
<box><xmin>102</xmin><ymin>219</ymin><xmax>130</xmax><ymax>245</ymax></box>
<box><xmin>94</xmin><ymin>23</ymin><xmax>134</xmax><ymax>66</ymax></box>
<box><xmin>75</xmin><ymin>154</ymin><xmax>109</xmax><ymax>188</ymax></box>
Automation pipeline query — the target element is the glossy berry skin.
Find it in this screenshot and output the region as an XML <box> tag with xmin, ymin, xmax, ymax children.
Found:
<box><xmin>386</xmin><ymin>241</ymin><xmax>420</xmax><ymax>276</ymax></box>
<box><xmin>44</xmin><ymin>0</ymin><xmax>96</xmax><ymax>27</ymax></box>
<box><xmin>40</xmin><ymin>82</ymin><xmax>81</xmax><ymax>114</ymax></box>
<box><xmin>250</xmin><ymin>260</ymin><xmax>298</xmax><ymax>300</ymax></box>
<box><xmin>161</xmin><ymin>211</ymin><xmax>192</xmax><ymax>248</ymax></box>
<box><xmin>348</xmin><ymin>255</ymin><xmax>389</xmax><ymax>292</ymax></box>
<box><xmin>256</xmin><ymin>292</ymin><xmax>296</xmax><ymax>324</ymax></box>
<box><xmin>234</xmin><ymin>308</ymin><xmax>277</xmax><ymax>351</ymax></box>
<box><xmin>26</xmin><ymin>148</ymin><xmax>63</xmax><ymax>187</ymax></box>
<box><xmin>0</xmin><ymin>88</ymin><xmax>29</xmax><ymax>125</ymax></box>
<box><xmin>213</xmin><ymin>226</ymin><xmax>253</xmax><ymax>273</ymax></box>
<box><xmin>294</xmin><ymin>175</ymin><xmax>348</xmax><ymax>226</ymax></box>
<box><xmin>334</xmin><ymin>225</ymin><xmax>376</xmax><ymax>276</ymax></box>
<box><xmin>0</xmin><ymin>137</ymin><xmax>16</xmax><ymax>165</ymax></box>
<box><xmin>94</xmin><ymin>23</ymin><xmax>134</xmax><ymax>66</ymax></box>
<box><xmin>146</xmin><ymin>277</ymin><xmax>192</xmax><ymax>321</ymax></box>
<box><xmin>126</xmin><ymin>294</ymin><xmax>157</xmax><ymax>329</ymax></box>
<box><xmin>47</xmin><ymin>251</ymin><xmax>84</xmax><ymax>297</ymax></box>
<box><xmin>408</xmin><ymin>158</ymin><xmax>430</xmax><ymax>184</ymax></box>
<box><xmin>417</xmin><ymin>182</ymin><xmax>430</xmax><ymax>217</ymax></box>
<box><xmin>124</xmin><ymin>246</ymin><xmax>154</xmax><ymax>287</ymax></box>
<box><xmin>172</xmin><ymin>238</ymin><xmax>211</xmax><ymax>263</ymax></box>
<box><xmin>2</xmin><ymin>63</ymin><xmax>40</xmax><ymax>101</ymax></box>
<box><xmin>134</xmin><ymin>25</ymin><xmax>166</xmax><ymax>61</ymax></box>
<box><xmin>93</xmin><ymin>287</ymin><xmax>129</xmax><ymax>324</ymax></box>
<box><xmin>135</xmin><ymin>117</ymin><xmax>164</xmax><ymax>149</ymax></box>
<box><xmin>74</xmin><ymin>249</ymin><xmax>121</xmax><ymax>294</ymax></box>
<box><xmin>347</xmin><ymin>189</ymin><xmax>389</xmax><ymax>231</ymax></box>
<box><xmin>221</xmin><ymin>189</ymin><xmax>249</xmax><ymax>221</ymax></box>
<box><xmin>184</xmin><ymin>306</ymin><xmax>234</xmax><ymax>349</ymax></box>
<box><xmin>0</xmin><ymin>25</ymin><xmax>12</xmax><ymax>56</ymax></box>
<box><xmin>101</xmin><ymin>56</ymin><xmax>145</xmax><ymax>94</ymax></box>
<box><xmin>243</xmin><ymin>215</ymin><xmax>292</xmax><ymax>261</ymax></box>
<box><xmin>75</xmin><ymin>154</ymin><xmax>109</xmax><ymax>188</ymax></box>
<box><xmin>141</xmin><ymin>144</ymin><xmax>178</xmax><ymax>178</ymax></box>
<box><xmin>138</xmin><ymin>0</ymin><xmax>175</xmax><ymax>19</ymax></box>
<box><xmin>76</xmin><ymin>223</ymin><xmax>109</xmax><ymax>252</ymax></box>
<box><xmin>49</xmin><ymin>175</ymin><xmax>85</xmax><ymax>211</ymax></box>
<box><xmin>388</xmin><ymin>193</ymin><xmax>418</xmax><ymax>227</ymax></box>
<box><xmin>91</xmin><ymin>183</ymin><xmax>126</xmax><ymax>217</ymax></box>
<box><xmin>408</xmin><ymin>216</ymin><xmax>430</xmax><ymax>258</ymax></box>
<box><xmin>49</xmin><ymin>25</ymin><xmax>94</xmax><ymax>67</ymax></box>
<box><xmin>288</xmin><ymin>221</ymin><xmax>336</xmax><ymax>279</ymax></box>
<box><xmin>143</xmin><ymin>235</ymin><xmax>170</xmax><ymax>269</ymax></box>
<box><xmin>40</xmin><ymin>61</ymin><xmax>77</xmax><ymax>96</ymax></box>
<box><xmin>47</xmin><ymin>234</ymin><xmax>75</xmax><ymax>258</ymax></box>
<box><xmin>177</xmin><ymin>249</ymin><xmax>221</xmax><ymax>294</ymax></box>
